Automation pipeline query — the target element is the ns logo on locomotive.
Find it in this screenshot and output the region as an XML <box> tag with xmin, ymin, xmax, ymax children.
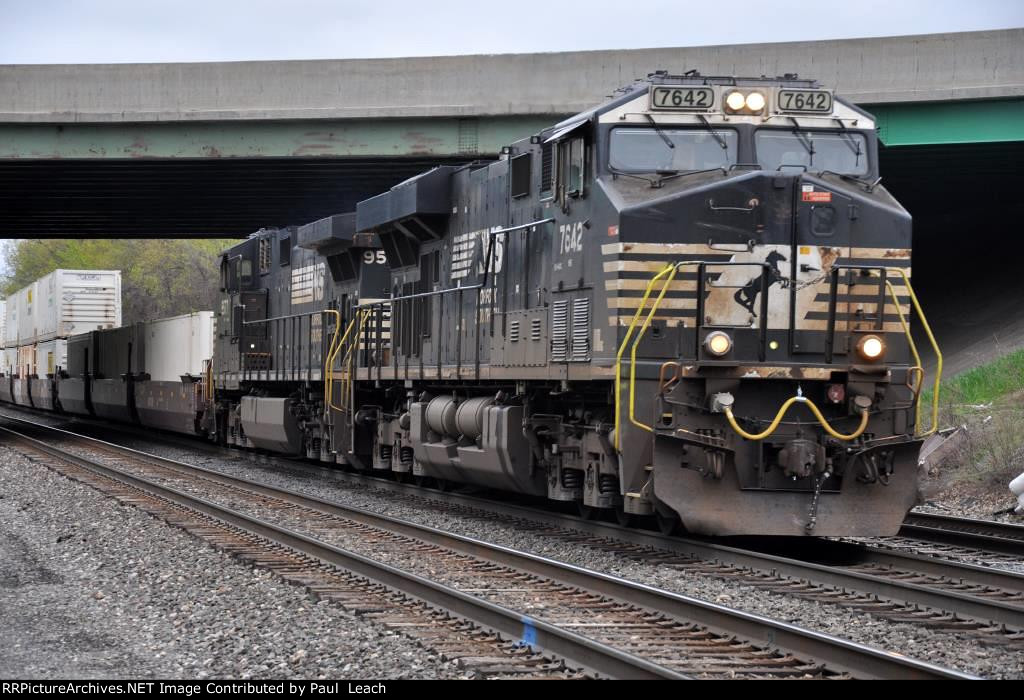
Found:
<box><xmin>7</xmin><ymin>73</ymin><xmax>943</xmax><ymax>538</ymax></box>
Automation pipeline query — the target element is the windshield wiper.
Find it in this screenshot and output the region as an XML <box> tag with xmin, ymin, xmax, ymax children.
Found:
<box><xmin>818</xmin><ymin>170</ymin><xmax>882</xmax><ymax>193</ymax></box>
<box><xmin>788</xmin><ymin>117</ymin><xmax>816</xmax><ymax>160</ymax></box>
<box><xmin>644</xmin><ymin>114</ymin><xmax>675</xmax><ymax>151</ymax></box>
<box><xmin>697</xmin><ymin>114</ymin><xmax>729</xmax><ymax>152</ymax></box>
<box><xmin>608</xmin><ymin>164</ymin><xmax>727</xmax><ymax>189</ymax></box>
<box><xmin>832</xmin><ymin>118</ymin><xmax>863</xmax><ymax>158</ymax></box>
<box><xmin>654</xmin><ymin>166</ymin><xmax>728</xmax><ymax>188</ymax></box>
<box><xmin>607</xmin><ymin>164</ymin><xmax>661</xmax><ymax>187</ymax></box>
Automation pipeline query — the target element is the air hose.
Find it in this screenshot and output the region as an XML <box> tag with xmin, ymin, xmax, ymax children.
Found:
<box><xmin>718</xmin><ymin>392</ymin><xmax>871</xmax><ymax>442</ymax></box>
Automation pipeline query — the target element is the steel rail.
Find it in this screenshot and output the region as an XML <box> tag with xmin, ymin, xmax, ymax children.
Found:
<box><xmin>900</xmin><ymin>512</ymin><xmax>1024</xmax><ymax>556</ymax></box>
<box><xmin>2</xmin><ymin>408</ymin><xmax>1020</xmax><ymax>603</ymax></box>
<box><xmin>23</xmin><ymin>417</ymin><xmax>1024</xmax><ymax>629</ymax></box>
<box><xmin>0</xmin><ymin>416</ymin><xmax>980</xmax><ymax>680</ymax></box>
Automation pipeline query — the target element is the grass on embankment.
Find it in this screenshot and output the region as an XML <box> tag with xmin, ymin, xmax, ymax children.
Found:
<box><xmin>925</xmin><ymin>348</ymin><xmax>1024</xmax><ymax>487</ymax></box>
<box><xmin>933</xmin><ymin>347</ymin><xmax>1024</xmax><ymax>407</ymax></box>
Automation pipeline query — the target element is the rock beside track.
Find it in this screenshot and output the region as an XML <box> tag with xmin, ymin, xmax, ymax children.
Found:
<box><xmin>0</xmin><ymin>445</ymin><xmax>462</xmax><ymax>680</ymax></box>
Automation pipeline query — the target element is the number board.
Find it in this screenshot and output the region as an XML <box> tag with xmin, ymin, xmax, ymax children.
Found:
<box><xmin>649</xmin><ymin>86</ymin><xmax>715</xmax><ymax>111</ymax></box>
<box><xmin>777</xmin><ymin>89</ymin><xmax>833</xmax><ymax>114</ymax></box>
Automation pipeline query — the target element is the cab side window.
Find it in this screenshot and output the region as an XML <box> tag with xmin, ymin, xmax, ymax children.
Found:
<box><xmin>557</xmin><ymin>136</ymin><xmax>585</xmax><ymax>203</ymax></box>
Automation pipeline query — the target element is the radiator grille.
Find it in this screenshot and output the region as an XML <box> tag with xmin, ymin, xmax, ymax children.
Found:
<box><xmin>550</xmin><ymin>300</ymin><xmax>569</xmax><ymax>362</ymax></box>
<box><xmin>571</xmin><ymin>298</ymin><xmax>591</xmax><ymax>361</ymax></box>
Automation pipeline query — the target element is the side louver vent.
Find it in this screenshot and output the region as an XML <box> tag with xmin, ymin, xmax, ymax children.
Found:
<box><xmin>509</xmin><ymin>320</ymin><xmax>520</xmax><ymax>343</ymax></box>
<box><xmin>571</xmin><ymin>298</ymin><xmax>591</xmax><ymax>362</ymax></box>
<box><xmin>531</xmin><ymin>317</ymin><xmax>542</xmax><ymax>342</ymax></box>
<box><xmin>550</xmin><ymin>300</ymin><xmax>569</xmax><ymax>362</ymax></box>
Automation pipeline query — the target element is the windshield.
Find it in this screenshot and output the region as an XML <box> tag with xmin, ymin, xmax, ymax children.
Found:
<box><xmin>609</xmin><ymin>128</ymin><xmax>737</xmax><ymax>173</ymax></box>
<box><xmin>756</xmin><ymin>130</ymin><xmax>868</xmax><ymax>175</ymax></box>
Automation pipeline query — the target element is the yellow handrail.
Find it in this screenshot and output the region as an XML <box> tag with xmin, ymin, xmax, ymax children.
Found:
<box><xmin>883</xmin><ymin>279</ymin><xmax>925</xmax><ymax>402</ymax></box>
<box><xmin>323</xmin><ymin>311</ymin><xmax>364</xmax><ymax>415</ymax></box>
<box><xmin>723</xmin><ymin>396</ymin><xmax>870</xmax><ymax>442</ymax></box>
<box><xmin>613</xmin><ymin>263</ymin><xmax>676</xmax><ymax>449</ymax></box>
<box><xmin>626</xmin><ymin>262</ymin><xmax>706</xmax><ymax>436</ymax></box>
<box><xmin>892</xmin><ymin>269</ymin><xmax>942</xmax><ymax>438</ymax></box>
<box><xmin>337</xmin><ymin>309</ymin><xmax>372</xmax><ymax>414</ymax></box>
<box><xmin>628</xmin><ymin>264</ymin><xmax>682</xmax><ymax>432</ymax></box>
<box><xmin>321</xmin><ymin>311</ymin><xmax>342</xmax><ymax>409</ymax></box>
<box><xmin>322</xmin><ymin>309</ymin><xmax>342</xmax><ymax>410</ymax></box>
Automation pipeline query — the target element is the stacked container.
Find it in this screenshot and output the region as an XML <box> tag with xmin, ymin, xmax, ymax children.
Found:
<box><xmin>143</xmin><ymin>312</ymin><xmax>215</xmax><ymax>381</ymax></box>
<box><xmin>135</xmin><ymin>312</ymin><xmax>215</xmax><ymax>433</ymax></box>
<box><xmin>2</xmin><ymin>270</ymin><xmax>122</xmax><ymax>410</ymax></box>
<box><xmin>4</xmin><ymin>292</ymin><xmax>20</xmax><ymax>350</ymax></box>
<box><xmin>91</xmin><ymin>323</ymin><xmax>144</xmax><ymax>422</ymax></box>
<box><xmin>35</xmin><ymin>270</ymin><xmax>122</xmax><ymax>343</ymax></box>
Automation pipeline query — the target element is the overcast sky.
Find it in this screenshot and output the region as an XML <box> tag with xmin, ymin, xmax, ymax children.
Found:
<box><xmin>2</xmin><ymin>0</ymin><xmax>1022</xmax><ymax>64</ymax></box>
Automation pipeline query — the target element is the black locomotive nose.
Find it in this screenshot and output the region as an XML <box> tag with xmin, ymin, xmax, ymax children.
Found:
<box><xmin>617</xmin><ymin>171</ymin><xmax>792</xmax><ymax>247</ymax></box>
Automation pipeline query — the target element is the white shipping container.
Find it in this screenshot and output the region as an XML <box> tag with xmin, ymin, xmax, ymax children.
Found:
<box><xmin>17</xmin><ymin>345</ymin><xmax>34</xmax><ymax>377</ymax></box>
<box><xmin>3</xmin><ymin>297</ymin><xmax>14</xmax><ymax>347</ymax></box>
<box><xmin>35</xmin><ymin>339</ymin><xmax>68</xmax><ymax>377</ymax></box>
<box><xmin>143</xmin><ymin>311</ymin><xmax>215</xmax><ymax>382</ymax></box>
<box><xmin>15</xmin><ymin>283</ymin><xmax>37</xmax><ymax>347</ymax></box>
<box><xmin>35</xmin><ymin>269</ymin><xmax>122</xmax><ymax>343</ymax></box>
<box><xmin>3</xmin><ymin>347</ymin><xmax>16</xmax><ymax>375</ymax></box>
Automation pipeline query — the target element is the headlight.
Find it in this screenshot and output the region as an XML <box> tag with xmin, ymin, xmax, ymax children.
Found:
<box><xmin>705</xmin><ymin>331</ymin><xmax>733</xmax><ymax>357</ymax></box>
<box><xmin>725</xmin><ymin>91</ymin><xmax>746</xmax><ymax>112</ymax></box>
<box><xmin>745</xmin><ymin>92</ymin><xmax>766</xmax><ymax>111</ymax></box>
<box><xmin>724</xmin><ymin>91</ymin><xmax>766</xmax><ymax>114</ymax></box>
<box><xmin>856</xmin><ymin>334</ymin><xmax>885</xmax><ymax>362</ymax></box>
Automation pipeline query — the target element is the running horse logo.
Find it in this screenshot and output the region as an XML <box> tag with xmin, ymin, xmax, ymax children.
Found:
<box><xmin>734</xmin><ymin>250</ymin><xmax>788</xmax><ymax>315</ymax></box>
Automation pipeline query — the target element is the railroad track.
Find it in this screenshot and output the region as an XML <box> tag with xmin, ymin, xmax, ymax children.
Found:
<box><xmin>899</xmin><ymin>512</ymin><xmax>1024</xmax><ymax>557</ymax></box>
<box><xmin>5</xmin><ymin>407</ymin><xmax>1024</xmax><ymax>646</ymax></box>
<box><xmin>60</xmin><ymin>415</ymin><xmax>1024</xmax><ymax>635</ymax></box>
<box><xmin>0</xmin><ymin>417</ymin><xmax>973</xmax><ymax>680</ymax></box>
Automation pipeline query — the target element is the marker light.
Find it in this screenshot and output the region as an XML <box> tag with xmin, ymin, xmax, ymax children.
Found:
<box><xmin>856</xmin><ymin>334</ymin><xmax>885</xmax><ymax>362</ymax></box>
<box><xmin>705</xmin><ymin>331</ymin><xmax>733</xmax><ymax>357</ymax></box>
<box><xmin>745</xmin><ymin>92</ymin><xmax>766</xmax><ymax>111</ymax></box>
<box><xmin>725</xmin><ymin>91</ymin><xmax>747</xmax><ymax>112</ymax></box>
<box><xmin>826</xmin><ymin>383</ymin><xmax>846</xmax><ymax>404</ymax></box>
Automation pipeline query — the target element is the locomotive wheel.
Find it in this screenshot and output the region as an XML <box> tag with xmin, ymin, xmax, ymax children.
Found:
<box><xmin>576</xmin><ymin>502</ymin><xmax>599</xmax><ymax>520</ymax></box>
<box><xmin>656</xmin><ymin>511</ymin><xmax>681</xmax><ymax>536</ymax></box>
<box><xmin>436</xmin><ymin>478</ymin><xmax>455</xmax><ymax>492</ymax></box>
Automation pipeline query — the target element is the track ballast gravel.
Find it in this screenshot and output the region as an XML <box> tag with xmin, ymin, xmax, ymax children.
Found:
<box><xmin>0</xmin><ymin>444</ymin><xmax>463</xmax><ymax>680</ymax></box>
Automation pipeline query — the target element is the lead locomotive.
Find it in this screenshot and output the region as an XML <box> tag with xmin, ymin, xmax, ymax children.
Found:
<box><xmin>212</xmin><ymin>73</ymin><xmax>940</xmax><ymax>536</ymax></box>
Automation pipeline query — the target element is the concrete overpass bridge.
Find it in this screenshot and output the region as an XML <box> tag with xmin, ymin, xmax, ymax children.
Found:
<box><xmin>0</xmin><ymin>28</ymin><xmax>1021</xmax><ymax>238</ymax></box>
<box><xmin>1</xmin><ymin>28</ymin><xmax>1023</xmax><ymax>372</ymax></box>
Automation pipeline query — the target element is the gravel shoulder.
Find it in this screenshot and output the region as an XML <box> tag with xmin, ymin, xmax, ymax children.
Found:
<box><xmin>0</xmin><ymin>443</ymin><xmax>462</xmax><ymax>680</ymax></box>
